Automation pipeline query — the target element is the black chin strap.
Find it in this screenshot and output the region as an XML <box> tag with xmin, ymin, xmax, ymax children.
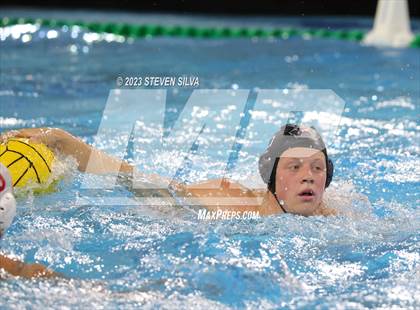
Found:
<box><xmin>273</xmin><ymin>192</ymin><xmax>287</xmax><ymax>213</ymax></box>
<box><xmin>267</xmin><ymin>157</ymin><xmax>287</xmax><ymax>213</ymax></box>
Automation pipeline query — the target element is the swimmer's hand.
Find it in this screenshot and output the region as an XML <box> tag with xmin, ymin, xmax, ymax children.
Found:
<box><xmin>19</xmin><ymin>263</ymin><xmax>61</xmax><ymax>279</ymax></box>
<box><xmin>2</xmin><ymin>128</ymin><xmax>133</xmax><ymax>174</ymax></box>
<box><xmin>2</xmin><ymin>128</ymin><xmax>82</xmax><ymax>155</ymax></box>
<box><xmin>1</xmin><ymin>128</ymin><xmax>69</xmax><ymax>151</ymax></box>
<box><xmin>0</xmin><ymin>254</ymin><xmax>61</xmax><ymax>279</ymax></box>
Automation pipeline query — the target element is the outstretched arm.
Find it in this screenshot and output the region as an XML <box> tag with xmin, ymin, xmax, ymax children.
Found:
<box><xmin>0</xmin><ymin>254</ymin><xmax>59</xmax><ymax>279</ymax></box>
<box><xmin>2</xmin><ymin>128</ymin><xmax>133</xmax><ymax>174</ymax></box>
<box><xmin>2</xmin><ymin>128</ymin><xmax>182</xmax><ymax>196</ymax></box>
<box><xmin>1</xmin><ymin>128</ymin><xmax>257</xmax><ymax>210</ymax></box>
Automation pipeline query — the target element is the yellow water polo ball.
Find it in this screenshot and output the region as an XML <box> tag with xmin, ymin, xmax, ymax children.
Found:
<box><xmin>0</xmin><ymin>138</ymin><xmax>55</xmax><ymax>188</ymax></box>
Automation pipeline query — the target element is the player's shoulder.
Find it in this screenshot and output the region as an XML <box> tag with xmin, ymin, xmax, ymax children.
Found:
<box><xmin>186</xmin><ymin>178</ymin><xmax>247</xmax><ymax>190</ymax></box>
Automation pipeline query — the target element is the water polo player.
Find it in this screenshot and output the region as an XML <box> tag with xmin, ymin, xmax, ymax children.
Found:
<box><xmin>0</xmin><ymin>163</ymin><xmax>58</xmax><ymax>279</ymax></box>
<box><xmin>1</xmin><ymin>125</ymin><xmax>336</xmax><ymax>216</ymax></box>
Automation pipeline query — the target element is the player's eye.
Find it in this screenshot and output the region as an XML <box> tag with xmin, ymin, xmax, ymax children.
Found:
<box><xmin>288</xmin><ymin>164</ymin><xmax>300</xmax><ymax>171</ymax></box>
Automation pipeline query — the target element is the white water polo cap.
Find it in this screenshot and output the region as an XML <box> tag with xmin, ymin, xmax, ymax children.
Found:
<box><xmin>0</xmin><ymin>162</ymin><xmax>16</xmax><ymax>237</ymax></box>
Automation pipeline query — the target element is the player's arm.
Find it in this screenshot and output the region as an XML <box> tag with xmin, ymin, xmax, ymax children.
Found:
<box><xmin>0</xmin><ymin>254</ymin><xmax>59</xmax><ymax>279</ymax></box>
<box><xmin>3</xmin><ymin>128</ymin><xmax>184</xmax><ymax>196</ymax></box>
<box><xmin>2</xmin><ymin>128</ymin><xmax>133</xmax><ymax>174</ymax></box>
<box><xmin>2</xmin><ymin>128</ymin><xmax>260</xmax><ymax>210</ymax></box>
<box><xmin>180</xmin><ymin>178</ymin><xmax>265</xmax><ymax>213</ymax></box>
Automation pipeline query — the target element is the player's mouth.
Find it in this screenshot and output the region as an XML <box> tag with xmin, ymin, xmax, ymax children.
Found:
<box><xmin>298</xmin><ymin>189</ymin><xmax>316</xmax><ymax>201</ymax></box>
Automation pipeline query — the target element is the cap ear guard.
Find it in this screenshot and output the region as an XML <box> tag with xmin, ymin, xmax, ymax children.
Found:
<box><xmin>267</xmin><ymin>157</ymin><xmax>280</xmax><ymax>194</ymax></box>
<box><xmin>325</xmin><ymin>158</ymin><xmax>334</xmax><ymax>188</ymax></box>
<box><xmin>0</xmin><ymin>163</ymin><xmax>16</xmax><ymax>238</ymax></box>
<box><xmin>258</xmin><ymin>152</ymin><xmax>276</xmax><ymax>185</ymax></box>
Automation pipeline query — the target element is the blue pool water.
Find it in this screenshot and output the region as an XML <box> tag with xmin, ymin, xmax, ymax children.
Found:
<box><xmin>1</xmin><ymin>10</ymin><xmax>419</xmax><ymax>309</ymax></box>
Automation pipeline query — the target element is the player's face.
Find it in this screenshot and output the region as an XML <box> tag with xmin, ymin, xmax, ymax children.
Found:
<box><xmin>275</xmin><ymin>148</ymin><xmax>327</xmax><ymax>216</ymax></box>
